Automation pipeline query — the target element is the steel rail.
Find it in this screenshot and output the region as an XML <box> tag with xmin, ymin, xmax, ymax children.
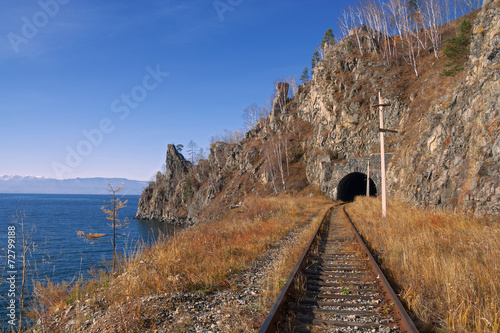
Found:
<box><xmin>258</xmin><ymin>206</ymin><xmax>333</xmax><ymax>333</ymax></box>
<box><xmin>259</xmin><ymin>204</ymin><xmax>419</xmax><ymax>333</ymax></box>
<box><xmin>342</xmin><ymin>206</ymin><xmax>419</xmax><ymax>333</ymax></box>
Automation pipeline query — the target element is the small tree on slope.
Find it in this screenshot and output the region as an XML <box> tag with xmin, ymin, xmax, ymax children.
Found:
<box><xmin>77</xmin><ymin>183</ymin><xmax>128</xmax><ymax>272</ymax></box>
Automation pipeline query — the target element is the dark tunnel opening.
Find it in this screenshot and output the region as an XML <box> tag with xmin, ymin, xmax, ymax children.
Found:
<box><xmin>337</xmin><ymin>172</ymin><xmax>377</xmax><ymax>202</ymax></box>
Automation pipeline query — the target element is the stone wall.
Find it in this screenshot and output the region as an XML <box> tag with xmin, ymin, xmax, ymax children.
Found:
<box><xmin>325</xmin><ymin>154</ymin><xmax>392</xmax><ymax>200</ymax></box>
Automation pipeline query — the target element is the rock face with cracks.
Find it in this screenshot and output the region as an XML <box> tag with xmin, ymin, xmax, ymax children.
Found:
<box><xmin>137</xmin><ymin>2</ymin><xmax>499</xmax><ymax>221</ymax></box>
<box><xmin>387</xmin><ymin>1</ymin><xmax>500</xmax><ymax>214</ymax></box>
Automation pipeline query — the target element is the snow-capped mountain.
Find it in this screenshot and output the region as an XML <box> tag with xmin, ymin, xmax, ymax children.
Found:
<box><xmin>0</xmin><ymin>175</ymin><xmax>148</xmax><ymax>195</ymax></box>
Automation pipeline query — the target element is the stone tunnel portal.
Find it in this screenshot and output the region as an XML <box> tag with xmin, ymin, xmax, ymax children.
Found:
<box><xmin>337</xmin><ymin>172</ymin><xmax>377</xmax><ymax>202</ymax></box>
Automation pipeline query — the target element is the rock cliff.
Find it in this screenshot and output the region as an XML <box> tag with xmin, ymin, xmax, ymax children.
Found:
<box><xmin>387</xmin><ymin>1</ymin><xmax>499</xmax><ymax>214</ymax></box>
<box><xmin>137</xmin><ymin>1</ymin><xmax>499</xmax><ymax>222</ymax></box>
<box><xmin>135</xmin><ymin>145</ymin><xmax>191</xmax><ymax>222</ymax></box>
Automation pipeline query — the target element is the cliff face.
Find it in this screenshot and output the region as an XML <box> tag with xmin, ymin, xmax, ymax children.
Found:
<box><xmin>137</xmin><ymin>1</ymin><xmax>499</xmax><ymax>222</ymax></box>
<box><xmin>135</xmin><ymin>145</ymin><xmax>191</xmax><ymax>222</ymax></box>
<box><xmin>387</xmin><ymin>1</ymin><xmax>499</xmax><ymax>214</ymax></box>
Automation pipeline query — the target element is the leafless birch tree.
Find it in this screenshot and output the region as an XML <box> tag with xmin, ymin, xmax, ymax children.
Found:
<box><xmin>422</xmin><ymin>0</ymin><xmax>443</xmax><ymax>59</ymax></box>
<box><xmin>242</xmin><ymin>103</ymin><xmax>267</xmax><ymax>131</ymax></box>
<box><xmin>339</xmin><ymin>7</ymin><xmax>365</xmax><ymax>56</ymax></box>
<box><xmin>263</xmin><ymin>135</ymin><xmax>288</xmax><ymax>193</ymax></box>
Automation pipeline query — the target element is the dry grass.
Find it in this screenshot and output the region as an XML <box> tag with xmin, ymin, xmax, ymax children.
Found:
<box><xmin>193</xmin><ymin>203</ymin><xmax>333</xmax><ymax>332</ymax></box>
<box><xmin>346</xmin><ymin>197</ymin><xmax>500</xmax><ymax>333</ymax></box>
<box><xmin>30</xmin><ymin>193</ymin><xmax>332</xmax><ymax>332</ymax></box>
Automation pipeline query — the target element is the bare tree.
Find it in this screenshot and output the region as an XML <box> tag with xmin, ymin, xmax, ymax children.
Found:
<box><xmin>443</xmin><ymin>0</ymin><xmax>451</xmax><ymax>22</ymax></box>
<box><xmin>387</xmin><ymin>0</ymin><xmax>405</xmax><ymax>45</ymax></box>
<box><xmin>242</xmin><ymin>103</ymin><xmax>266</xmax><ymax>131</ymax></box>
<box><xmin>186</xmin><ymin>140</ymin><xmax>199</xmax><ymax>163</ymax></box>
<box><xmin>338</xmin><ymin>8</ymin><xmax>350</xmax><ymax>39</ymax></box>
<box><xmin>101</xmin><ymin>183</ymin><xmax>128</xmax><ymax>272</ymax></box>
<box><xmin>77</xmin><ymin>183</ymin><xmax>129</xmax><ymax>272</ymax></box>
<box><xmin>360</xmin><ymin>0</ymin><xmax>384</xmax><ymax>58</ymax></box>
<box><xmin>285</xmin><ymin>76</ymin><xmax>298</xmax><ymax>99</ymax></box>
<box><xmin>263</xmin><ymin>135</ymin><xmax>288</xmax><ymax>193</ymax></box>
<box><xmin>347</xmin><ymin>6</ymin><xmax>365</xmax><ymax>56</ymax></box>
<box><xmin>386</xmin><ymin>0</ymin><xmax>421</xmax><ymax>76</ymax></box>
<box><xmin>422</xmin><ymin>0</ymin><xmax>443</xmax><ymax>59</ymax></box>
<box><xmin>316</xmin><ymin>44</ymin><xmax>325</xmax><ymax>61</ymax></box>
<box><xmin>335</xmin><ymin>0</ymin><xmax>477</xmax><ymax>76</ymax></box>
<box><xmin>210</xmin><ymin>129</ymin><xmax>244</xmax><ymax>144</ymax></box>
<box><xmin>379</xmin><ymin>2</ymin><xmax>396</xmax><ymax>61</ymax></box>
<box><xmin>195</xmin><ymin>147</ymin><xmax>207</xmax><ymax>162</ymax></box>
<box><xmin>460</xmin><ymin>0</ymin><xmax>480</xmax><ymax>15</ymax></box>
<box><xmin>263</xmin><ymin>148</ymin><xmax>278</xmax><ymax>193</ymax></box>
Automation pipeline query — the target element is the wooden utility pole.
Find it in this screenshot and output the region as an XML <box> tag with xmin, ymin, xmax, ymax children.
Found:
<box><xmin>372</xmin><ymin>92</ymin><xmax>392</xmax><ymax>218</ymax></box>
<box><xmin>379</xmin><ymin>93</ymin><xmax>386</xmax><ymax>217</ymax></box>
<box><xmin>366</xmin><ymin>159</ymin><xmax>370</xmax><ymax>197</ymax></box>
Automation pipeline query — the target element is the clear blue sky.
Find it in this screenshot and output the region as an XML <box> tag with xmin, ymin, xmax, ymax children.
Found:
<box><xmin>0</xmin><ymin>0</ymin><xmax>348</xmax><ymax>181</ymax></box>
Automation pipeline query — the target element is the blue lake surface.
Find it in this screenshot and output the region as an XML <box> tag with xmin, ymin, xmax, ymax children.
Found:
<box><xmin>0</xmin><ymin>193</ymin><xmax>176</xmax><ymax>329</ymax></box>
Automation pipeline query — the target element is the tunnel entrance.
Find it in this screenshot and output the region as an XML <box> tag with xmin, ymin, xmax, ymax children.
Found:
<box><xmin>337</xmin><ymin>172</ymin><xmax>377</xmax><ymax>202</ymax></box>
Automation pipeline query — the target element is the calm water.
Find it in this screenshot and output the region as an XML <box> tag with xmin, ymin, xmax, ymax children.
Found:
<box><xmin>0</xmin><ymin>193</ymin><xmax>177</xmax><ymax>329</ymax></box>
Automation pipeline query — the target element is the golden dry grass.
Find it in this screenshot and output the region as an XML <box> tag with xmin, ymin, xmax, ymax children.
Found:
<box><xmin>346</xmin><ymin>196</ymin><xmax>500</xmax><ymax>333</ymax></box>
<box><xmin>30</xmin><ymin>193</ymin><xmax>332</xmax><ymax>332</ymax></box>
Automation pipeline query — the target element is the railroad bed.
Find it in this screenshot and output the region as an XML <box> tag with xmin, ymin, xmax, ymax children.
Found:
<box><xmin>260</xmin><ymin>205</ymin><xmax>418</xmax><ymax>333</ymax></box>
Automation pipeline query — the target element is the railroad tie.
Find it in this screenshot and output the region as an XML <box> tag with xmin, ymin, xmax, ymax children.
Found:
<box><xmin>259</xmin><ymin>205</ymin><xmax>418</xmax><ymax>333</ymax></box>
<box><xmin>294</xmin><ymin>217</ymin><xmax>398</xmax><ymax>332</ymax></box>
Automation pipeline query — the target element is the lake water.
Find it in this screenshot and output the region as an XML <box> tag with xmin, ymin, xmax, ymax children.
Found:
<box><xmin>0</xmin><ymin>193</ymin><xmax>176</xmax><ymax>329</ymax></box>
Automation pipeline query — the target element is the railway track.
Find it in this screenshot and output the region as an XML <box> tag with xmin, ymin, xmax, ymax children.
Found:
<box><xmin>259</xmin><ymin>205</ymin><xmax>418</xmax><ymax>333</ymax></box>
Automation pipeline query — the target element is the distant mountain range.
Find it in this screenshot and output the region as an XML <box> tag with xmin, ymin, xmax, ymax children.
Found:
<box><xmin>0</xmin><ymin>175</ymin><xmax>148</xmax><ymax>195</ymax></box>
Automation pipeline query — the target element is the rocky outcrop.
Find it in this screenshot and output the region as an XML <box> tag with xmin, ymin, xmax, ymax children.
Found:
<box><xmin>135</xmin><ymin>130</ymin><xmax>288</xmax><ymax>223</ymax></box>
<box><xmin>269</xmin><ymin>82</ymin><xmax>289</xmax><ymax>119</ymax></box>
<box><xmin>137</xmin><ymin>1</ymin><xmax>499</xmax><ymax>222</ymax></box>
<box><xmin>135</xmin><ymin>145</ymin><xmax>192</xmax><ymax>222</ymax></box>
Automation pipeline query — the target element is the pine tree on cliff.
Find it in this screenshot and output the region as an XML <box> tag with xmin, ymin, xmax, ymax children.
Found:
<box><xmin>441</xmin><ymin>19</ymin><xmax>472</xmax><ymax>76</ymax></box>
<box><xmin>311</xmin><ymin>50</ymin><xmax>320</xmax><ymax>69</ymax></box>
<box><xmin>300</xmin><ymin>67</ymin><xmax>310</xmax><ymax>84</ymax></box>
<box><xmin>321</xmin><ymin>28</ymin><xmax>336</xmax><ymax>48</ymax></box>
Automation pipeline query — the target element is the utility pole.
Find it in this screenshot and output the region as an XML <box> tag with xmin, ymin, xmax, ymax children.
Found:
<box><xmin>366</xmin><ymin>159</ymin><xmax>370</xmax><ymax>197</ymax></box>
<box><xmin>379</xmin><ymin>92</ymin><xmax>387</xmax><ymax>218</ymax></box>
<box><xmin>372</xmin><ymin>92</ymin><xmax>393</xmax><ymax>218</ymax></box>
